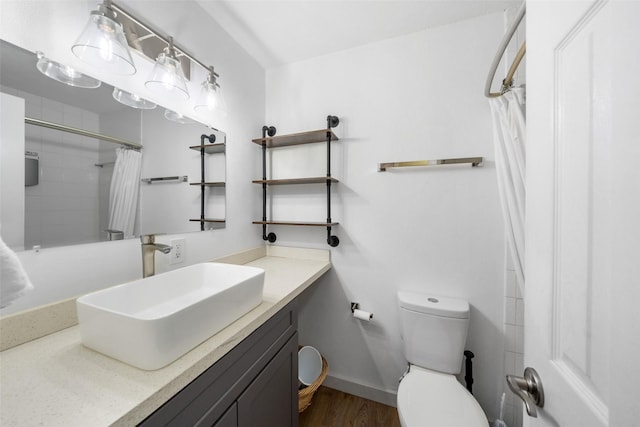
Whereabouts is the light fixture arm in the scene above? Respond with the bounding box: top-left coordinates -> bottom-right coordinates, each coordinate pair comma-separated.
93,0 -> 118,22
206,66 -> 219,88
165,37 -> 179,60
110,1 -> 219,79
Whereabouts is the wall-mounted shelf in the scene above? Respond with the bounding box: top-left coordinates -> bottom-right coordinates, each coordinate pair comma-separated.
192,135 -> 225,230
252,116 -> 341,247
252,129 -> 339,148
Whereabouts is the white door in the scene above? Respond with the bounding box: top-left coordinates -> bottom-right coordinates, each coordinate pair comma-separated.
524,1 -> 640,426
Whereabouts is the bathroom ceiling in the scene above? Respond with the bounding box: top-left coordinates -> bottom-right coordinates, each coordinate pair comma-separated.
196,0 -> 520,68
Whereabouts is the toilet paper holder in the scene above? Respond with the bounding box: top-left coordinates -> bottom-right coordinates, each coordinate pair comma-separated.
350,302 -> 374,320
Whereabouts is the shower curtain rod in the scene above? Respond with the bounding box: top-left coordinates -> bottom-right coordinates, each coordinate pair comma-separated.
484,2 -> 526,98
25,117 -> 142,150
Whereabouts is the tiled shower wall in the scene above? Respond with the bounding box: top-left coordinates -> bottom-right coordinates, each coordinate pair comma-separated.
499,6 -> 526,426
1,85 -> 101,249
502,252 -> 524,427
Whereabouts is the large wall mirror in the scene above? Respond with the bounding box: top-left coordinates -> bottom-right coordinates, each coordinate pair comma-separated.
0,39 -> 226,252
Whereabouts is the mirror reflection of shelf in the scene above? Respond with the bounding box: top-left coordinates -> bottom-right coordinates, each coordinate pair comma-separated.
188,218 -> 226,229
189,143 -> 226,154
191,137 -> 226,231
252,177 -> 338,185
252,220 -> 339,227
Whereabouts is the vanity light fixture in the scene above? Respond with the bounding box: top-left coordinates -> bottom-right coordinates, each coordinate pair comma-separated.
71,1 -> 225,119
194,66 -> 228,118
35,52 -> 102,89
71,0 -> 136,75
164,109 -> 194,124
112,88 -> 156,109
194,66 -> 220,113
145,37 -> 189,101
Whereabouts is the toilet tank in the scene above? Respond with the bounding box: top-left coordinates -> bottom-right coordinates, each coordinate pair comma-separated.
398,291 -> 470,375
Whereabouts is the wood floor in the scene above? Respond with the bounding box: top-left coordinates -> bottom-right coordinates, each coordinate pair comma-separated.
299,386 -> 401,427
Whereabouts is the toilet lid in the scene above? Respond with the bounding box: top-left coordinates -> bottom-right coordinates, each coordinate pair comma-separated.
397,366 -> 487,427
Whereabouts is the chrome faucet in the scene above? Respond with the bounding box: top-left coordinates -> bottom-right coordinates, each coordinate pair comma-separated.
140,234 -> 172,278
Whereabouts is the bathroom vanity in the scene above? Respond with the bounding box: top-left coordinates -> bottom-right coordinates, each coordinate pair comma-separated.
0,246 -> 330,426
141,300 -> 298,426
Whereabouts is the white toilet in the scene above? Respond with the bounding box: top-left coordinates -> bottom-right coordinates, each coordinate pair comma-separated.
397,290 -> 488,427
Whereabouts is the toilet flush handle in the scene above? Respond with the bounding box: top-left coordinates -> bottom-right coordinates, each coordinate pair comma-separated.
506,367 -> 545,418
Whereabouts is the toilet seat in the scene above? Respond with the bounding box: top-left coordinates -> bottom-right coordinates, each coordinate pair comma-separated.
397,366 -> 487,427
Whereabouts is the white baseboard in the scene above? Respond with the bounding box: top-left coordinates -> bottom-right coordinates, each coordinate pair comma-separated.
322,374 -> 398,407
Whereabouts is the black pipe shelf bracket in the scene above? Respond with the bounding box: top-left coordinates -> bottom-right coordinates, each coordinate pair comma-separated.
251,115 -> 340,247
189,133 -> 226,230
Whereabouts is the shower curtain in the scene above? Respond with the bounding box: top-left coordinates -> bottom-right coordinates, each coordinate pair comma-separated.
489,87 -> 526,290
108,147 -> 142,239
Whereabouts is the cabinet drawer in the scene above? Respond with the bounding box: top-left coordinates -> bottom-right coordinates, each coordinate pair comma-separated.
139,301 -> 297,426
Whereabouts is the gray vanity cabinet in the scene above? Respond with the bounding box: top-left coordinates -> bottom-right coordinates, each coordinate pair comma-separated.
237,334 -> 297,426
213,403 -> 237,427
139,302 -> 299,427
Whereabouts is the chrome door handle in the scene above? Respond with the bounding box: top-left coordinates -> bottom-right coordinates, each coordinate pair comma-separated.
506,367 -> 545,418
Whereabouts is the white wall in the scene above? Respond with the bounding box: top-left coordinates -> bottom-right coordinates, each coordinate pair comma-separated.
0,0 -> 265,315
0,92 -> 25,249
265,12 -> 506,420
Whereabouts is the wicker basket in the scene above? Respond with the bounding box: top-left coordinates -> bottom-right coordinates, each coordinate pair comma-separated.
298,348 -> 329,413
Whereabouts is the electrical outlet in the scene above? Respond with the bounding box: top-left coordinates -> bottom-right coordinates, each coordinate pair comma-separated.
170,239 -> 186,265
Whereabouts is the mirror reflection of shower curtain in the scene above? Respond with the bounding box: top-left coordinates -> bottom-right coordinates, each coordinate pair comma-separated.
108,147 -> 142,239
489,87 -> 526,292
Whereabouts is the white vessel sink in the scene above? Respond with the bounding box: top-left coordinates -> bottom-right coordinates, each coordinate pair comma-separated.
76,262 -> 265,370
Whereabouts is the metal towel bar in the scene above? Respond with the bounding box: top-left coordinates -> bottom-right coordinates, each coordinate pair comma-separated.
378,157 -> 483,172
141,176 -> 188,183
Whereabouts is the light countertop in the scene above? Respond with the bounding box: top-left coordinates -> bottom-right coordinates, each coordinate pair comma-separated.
0,246 -> 330,426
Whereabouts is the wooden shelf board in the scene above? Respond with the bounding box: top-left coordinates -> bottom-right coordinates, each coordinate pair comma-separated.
252,129 -> 339,148
252,177 -> 339,185
252,220 -> 339,227
189,143 -> 226,154
189,218 -> 226,223
189,182 -> 226,187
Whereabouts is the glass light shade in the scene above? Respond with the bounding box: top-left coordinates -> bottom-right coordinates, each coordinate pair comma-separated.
194,80 -> 219,112
194,82 -> 227,118
71,13 -> 136,75
164,109 -> 194,124
145,53 -> 189,101
112,88 -> 156,109
36,52 -> 101,88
